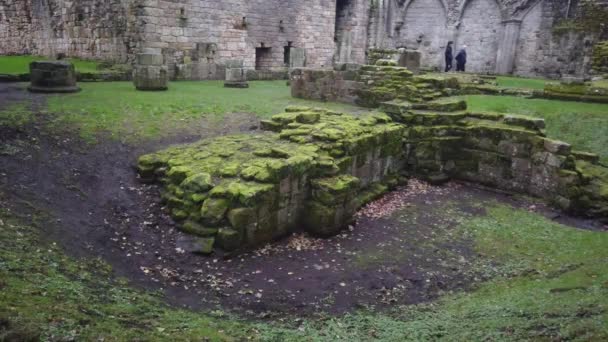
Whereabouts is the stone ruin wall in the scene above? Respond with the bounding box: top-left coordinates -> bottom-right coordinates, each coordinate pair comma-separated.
0,0 -> 136,62
290,65 -> 607,220
135,65 -> 608,254
1,0 -> 606,78
369,0 -> 607,77
139,101 -> 608,253
0,0 -> 369,78
139,0 -> 348,80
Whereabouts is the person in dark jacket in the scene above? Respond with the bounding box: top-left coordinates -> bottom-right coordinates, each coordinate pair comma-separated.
455,45 -> 467,72
445,42 -> 453,72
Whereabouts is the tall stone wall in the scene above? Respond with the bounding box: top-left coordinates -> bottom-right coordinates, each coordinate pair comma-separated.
0,0 -> 135,62
369,0 -> 607,77
139,0 -> 342,79
2,0 -> 606,78
335,0 -> 370,64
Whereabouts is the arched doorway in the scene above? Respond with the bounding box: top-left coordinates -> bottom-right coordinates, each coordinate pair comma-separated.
457,0 -> 502,73
397,0 -> 448,69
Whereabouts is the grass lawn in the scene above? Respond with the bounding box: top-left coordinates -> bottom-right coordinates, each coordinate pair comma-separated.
465,95 -> 608,163
0,55 -> 103,74
2,202 -> 606,341
2,82 -> 607,162
3,81 -> 372,143
496,76 -> 548,90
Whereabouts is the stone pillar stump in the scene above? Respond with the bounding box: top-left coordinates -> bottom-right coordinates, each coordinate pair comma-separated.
133,48 -> 168,91
28,61 -> 80,93
224,60 -> 249,88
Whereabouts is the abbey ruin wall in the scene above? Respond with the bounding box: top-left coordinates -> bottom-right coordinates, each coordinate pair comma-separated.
0,0 -> 135,62
1,0 -> 606,78
369,0 -> 607,77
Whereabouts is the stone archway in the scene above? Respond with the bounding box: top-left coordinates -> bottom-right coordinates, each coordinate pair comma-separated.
457,0 -> 502,73
397,0 -> 448,69
513,1 -> 543,76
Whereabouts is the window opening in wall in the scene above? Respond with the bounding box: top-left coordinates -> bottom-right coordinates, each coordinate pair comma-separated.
335,0 -> 350,42
284,42 -> 293,65
255,46 -> 272,71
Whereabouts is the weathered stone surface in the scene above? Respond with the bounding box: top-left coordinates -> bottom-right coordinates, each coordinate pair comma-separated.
397,50 -> 421,74
540,82 -> 608,104
138,108 -> 405,253
1,0 -> 605,79
224,61 -> 249,88
28,61 -> 80,93
137,53 -> 164,66
382,98 -> 608,222
291,65 -> 454,108
133,50 -> 168,91
141,100 -> 608,255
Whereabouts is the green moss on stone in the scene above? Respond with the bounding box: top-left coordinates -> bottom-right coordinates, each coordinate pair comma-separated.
200,198 -> 230,226
194,237 -> 215,255
180,221 -> 218,237
216,228 -> 242,251
181,173 -> 213,192
296,111 -> 321,124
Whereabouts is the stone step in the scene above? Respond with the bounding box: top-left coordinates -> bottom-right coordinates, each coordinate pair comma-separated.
411,98 -> 467,112
379,100 -> 412,114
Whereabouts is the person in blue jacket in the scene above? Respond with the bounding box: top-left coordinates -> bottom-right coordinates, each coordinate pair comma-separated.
455,45 -> 467,72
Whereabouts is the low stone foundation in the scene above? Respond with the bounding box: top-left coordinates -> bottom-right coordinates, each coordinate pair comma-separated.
138,108 -> 405,253
290,65 -> 460,108
381,100 -> 608,219
538,82 -> 608,103
139,102 -> 608,255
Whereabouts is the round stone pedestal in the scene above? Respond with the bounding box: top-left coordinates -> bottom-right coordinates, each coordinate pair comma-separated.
28,61 -> 80,93
133,49 -> 168,91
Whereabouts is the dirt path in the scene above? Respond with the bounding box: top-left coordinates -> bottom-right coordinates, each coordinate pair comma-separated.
1,85 -> 605,318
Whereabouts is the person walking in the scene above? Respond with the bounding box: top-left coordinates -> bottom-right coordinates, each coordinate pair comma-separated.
445,41 -> 453,72
455,45 -> 467,72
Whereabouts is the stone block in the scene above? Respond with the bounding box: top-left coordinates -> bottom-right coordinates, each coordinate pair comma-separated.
225,59 -> 244,69
542,138 -> 571,155
133,64 -> 169,91
224,67 -> 249,88
142,47 -> 162,55
137,53 -> 164,66
397,50 -> 421,74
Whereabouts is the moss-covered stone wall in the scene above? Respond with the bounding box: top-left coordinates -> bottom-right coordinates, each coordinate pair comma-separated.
541,82 -> 608,104
140,102 -> 608,255
290,65 -> 461,108
138,108 -> 405,254
382,100 -> 608,219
